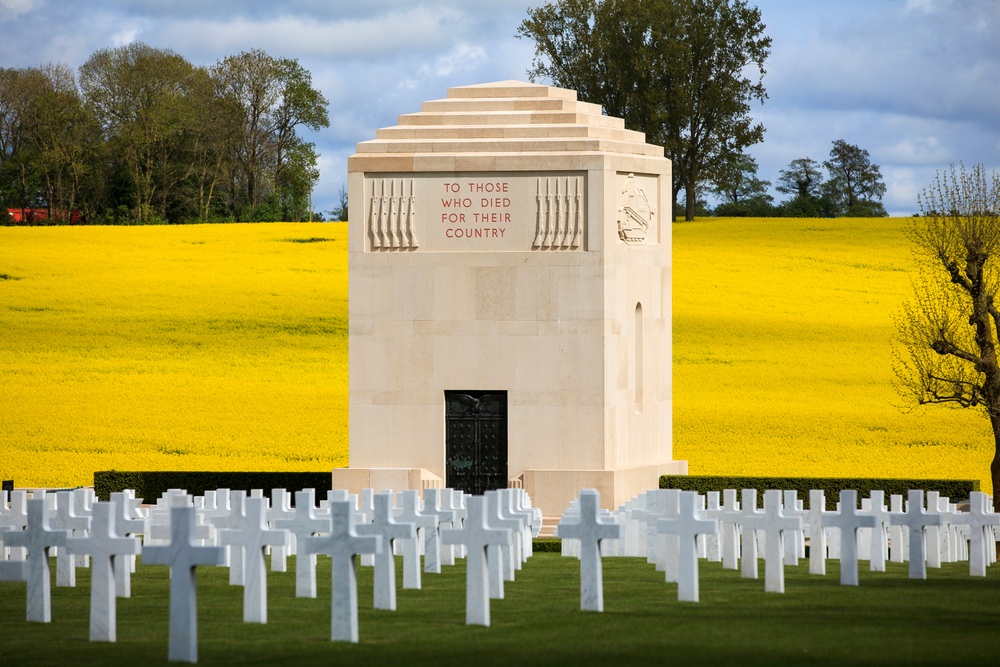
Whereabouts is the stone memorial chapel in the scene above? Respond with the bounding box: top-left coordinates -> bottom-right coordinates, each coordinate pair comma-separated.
332,80 -> 685,520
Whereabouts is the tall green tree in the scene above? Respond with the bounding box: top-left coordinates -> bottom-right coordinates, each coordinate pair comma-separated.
0,64 -> 99,222
519,0 -> 771,221
710,152 -> 773,215
775,156 -> 831,217
211,49 -> 328,220
173,65 -> 237,223
79,43 -> 196,223
776,157 -> 823,200
23,64 -> 101,221
0,67 -> 46,215
823,139 -> 887,217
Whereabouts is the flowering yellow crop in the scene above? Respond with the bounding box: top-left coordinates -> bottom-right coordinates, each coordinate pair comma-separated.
673,217 -> 993,495
0,223 -> 350,487
0,218 -> 991,494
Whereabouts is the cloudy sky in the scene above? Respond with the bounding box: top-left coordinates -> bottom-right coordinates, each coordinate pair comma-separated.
1,0 -> 997,217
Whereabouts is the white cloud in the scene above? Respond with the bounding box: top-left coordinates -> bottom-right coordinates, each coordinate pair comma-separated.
0,0 -> 40,16
399,43 -> 488,92
110,27 -> 142,48
151,7 -> 470,62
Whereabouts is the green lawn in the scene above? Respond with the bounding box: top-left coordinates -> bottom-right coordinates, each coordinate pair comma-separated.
1,554 -> 997,666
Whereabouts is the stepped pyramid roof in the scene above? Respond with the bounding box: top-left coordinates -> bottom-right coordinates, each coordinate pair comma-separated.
350,80 -> 663,170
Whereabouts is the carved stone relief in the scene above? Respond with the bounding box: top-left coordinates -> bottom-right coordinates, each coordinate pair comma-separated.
368,178 -> 419,250
532,176 -> 584,250
617,173 -> 655,245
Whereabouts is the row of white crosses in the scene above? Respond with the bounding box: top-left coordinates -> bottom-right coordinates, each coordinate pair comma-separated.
556,488 -> 1000,610
0,486 -> 541,663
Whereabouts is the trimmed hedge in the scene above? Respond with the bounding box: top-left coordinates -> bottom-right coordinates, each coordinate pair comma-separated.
659,475 -> 979,510
94,471 -> 332,503
531,538 -> 562,552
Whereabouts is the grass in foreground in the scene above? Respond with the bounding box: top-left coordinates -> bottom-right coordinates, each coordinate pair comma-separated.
0,553 -> 998,666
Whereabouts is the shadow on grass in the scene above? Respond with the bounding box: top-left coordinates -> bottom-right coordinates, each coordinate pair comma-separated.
1,555 -> 999,666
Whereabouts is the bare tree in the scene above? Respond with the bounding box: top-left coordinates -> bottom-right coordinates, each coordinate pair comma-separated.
895,164 -> 1000,509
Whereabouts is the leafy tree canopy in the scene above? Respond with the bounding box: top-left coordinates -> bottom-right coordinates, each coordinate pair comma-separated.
519,0 -> 771,221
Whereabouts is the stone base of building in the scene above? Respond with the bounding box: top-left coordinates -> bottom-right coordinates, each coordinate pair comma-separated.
331,459 -> 687,521
330,467 -> 443,495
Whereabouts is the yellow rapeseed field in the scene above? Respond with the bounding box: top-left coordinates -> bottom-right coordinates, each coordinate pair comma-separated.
0,223 -> 349,486
673,217 -> 993,494
0,218 -> 992,493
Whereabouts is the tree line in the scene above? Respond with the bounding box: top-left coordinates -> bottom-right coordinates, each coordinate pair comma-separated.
706,139 -> 887,218
0,44 -> 329,225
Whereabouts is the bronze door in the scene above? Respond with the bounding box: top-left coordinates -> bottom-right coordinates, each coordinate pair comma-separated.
445,391 -> 508,495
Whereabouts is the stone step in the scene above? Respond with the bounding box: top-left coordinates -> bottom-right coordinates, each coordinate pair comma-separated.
396,110 -> 627,129
538,516 -> 560,538
421,97 -> 572,113
374,123 -> 647,144
446,80 -> 577,100
355,136 -> 663,157
422,97 -> 604,116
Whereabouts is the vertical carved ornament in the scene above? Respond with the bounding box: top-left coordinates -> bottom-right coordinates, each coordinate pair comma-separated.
368,178 -> 419,250
617,173 -> 655,245
532,176 -> 583,250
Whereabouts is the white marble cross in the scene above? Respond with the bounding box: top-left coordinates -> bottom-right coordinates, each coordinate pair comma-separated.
201,488 -> 231,565
209,490 -> 247,585
632,489 -> 679,580
515,488 -> 543,538
276,489 -> 331,598
889,489 -> 946,580
146,490 -> 193,547
485,490 -> 521,591
782,490 -> 807,565
807,490 -> 832,575
267,488 -> 296,573
859,491 -> 891,572
72,488 -> 95,569
5,495 -> 67,622
0,492 -> 28,579
723,489 -> 761,580
738,490 -> 801,593
50,490 -> 90,587
441,489 -> 468,562
825,490 -> 876,586
64,501 -> 140,642
0,490 -> 29,561
503,489 -> 535,560
888,494 -> 906,563
703,491 -> 723,563
220,496 -> 287,623
657,491 -> 718,602
556,489 -> 621,611
395,490 -> 438,589
924,491 -> 951,568
495,489 -> 528,567
110,491 -> 145,598
957,491 -> 1000,577
357,489 -> 376,566
442,494 -> 510,626
356,491 -> 415,611
143,505 -> 225,663
420,488 -> 456,574
300,500 -> 381,643
719,489 -> 741,570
